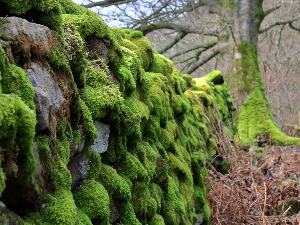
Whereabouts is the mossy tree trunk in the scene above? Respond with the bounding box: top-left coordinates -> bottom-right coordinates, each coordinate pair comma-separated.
223,0 -> 300,145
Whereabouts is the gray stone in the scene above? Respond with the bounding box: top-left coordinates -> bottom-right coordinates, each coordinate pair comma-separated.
90,120 -> 110,154
196,213 -> 204,224
67,154 -> 90,189
86,37 -> 110,64
0,201 -> 6,208
0,17 -> 57,48
26,62 -> 66,132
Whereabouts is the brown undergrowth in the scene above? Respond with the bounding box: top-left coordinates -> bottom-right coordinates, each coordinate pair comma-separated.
208,130 -> 300,224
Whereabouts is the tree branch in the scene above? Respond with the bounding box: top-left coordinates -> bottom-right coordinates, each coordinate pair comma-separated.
138,22 -> 218,36
157,32 -> 187,54
82,0 -> 137,8
289,22 -> 300,32
259,17 -> 300,34
182,47 -> 220,74
169,37 -> 218,59
264,4 -> 281,17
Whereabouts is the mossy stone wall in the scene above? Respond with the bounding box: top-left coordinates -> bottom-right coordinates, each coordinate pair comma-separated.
0,1 -> 235,224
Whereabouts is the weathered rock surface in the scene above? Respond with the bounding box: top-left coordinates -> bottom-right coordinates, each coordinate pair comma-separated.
26,62 -> 65,132
67,154 -> 90,190
90,120 -> 110,154
0,16 -> 61,60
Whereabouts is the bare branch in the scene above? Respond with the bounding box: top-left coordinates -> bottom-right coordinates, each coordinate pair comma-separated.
182,47 -> 221,74
169,37 -> 218,59
138,22 -> 218,36
259,17 -> 300,34
157,32 -> 188,54
264,4 -> 281,17
289,22 -> 300,32
82,0 -> 137,8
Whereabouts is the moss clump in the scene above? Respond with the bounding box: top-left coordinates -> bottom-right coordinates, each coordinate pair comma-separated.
148,213 -> 165,225
128,33 -> 154,71
59,0 -> 97,16
255,147 -> 263,153
118,202 -> 141,225
44,190 -> 78,225
80,85 -> 123,120
74,180 -> 110,223
0,94 -> 36,184
130,31 -> 143,38
98,163 -> 131,202
131,181 -> 157,220
148,53 -> 173,80
0,46 -> 35,110
63,20 -> 87,87
255,153 -> 264,160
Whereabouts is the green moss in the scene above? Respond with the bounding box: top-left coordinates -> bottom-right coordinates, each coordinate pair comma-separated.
129,34 -> 153,71
118,202 -> 141,225
134,141 -> 157,180
98,163 -> 131,202
44,190 -> 77,225
0,46 -> 35,110
118,65 -> 136,94
49,48 -> 71,72
38,121 -> 72,190
59,0 -> 97,16
0,94 -> 36,184
80,85 -> 123,120
62,14 -> 125,83
255,147 -> 263,153
149,183 -> 164,212
74,180 -> 110,223
130,31 -> 143,38
131,180 -> 157,220
154,157 -> 168,183
84,150 -> 101,180
148,213 -> 165,225
119,152 -> 149,182
220,159 -> 229,173
194,185 -> 210,222
79,98 -> 98,150
76,209 -> 93,225
119,97 -> 150,137
163,176 -> 193,225
148,54 -> 173,80
111,28 -> 125,45
255,153 -> 264,160
0,165 -> 5,197
62,14 -> 112,40
63,20 -> 87,87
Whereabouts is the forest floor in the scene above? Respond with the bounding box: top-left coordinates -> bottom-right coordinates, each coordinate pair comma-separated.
208,139 -> 300,224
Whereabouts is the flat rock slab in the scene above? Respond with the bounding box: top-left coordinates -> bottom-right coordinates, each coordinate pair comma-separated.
26,62 -> 65,132
90,120 -> 110,154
